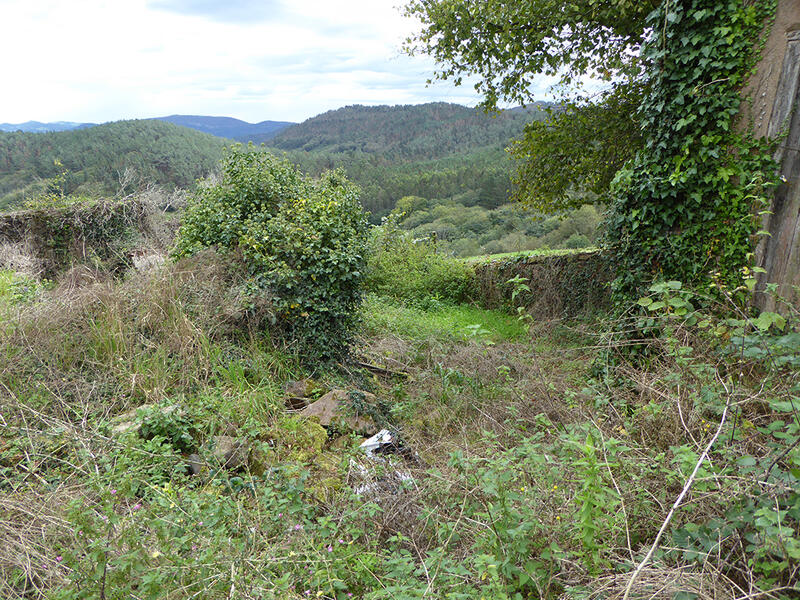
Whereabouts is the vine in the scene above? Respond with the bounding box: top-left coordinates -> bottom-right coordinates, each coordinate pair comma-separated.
604,0 -> 779,302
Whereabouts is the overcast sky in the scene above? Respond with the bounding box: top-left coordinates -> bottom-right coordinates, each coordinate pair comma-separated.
0,0 -> 559,125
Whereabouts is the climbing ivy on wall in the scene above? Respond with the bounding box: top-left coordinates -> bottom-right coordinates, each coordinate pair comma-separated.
605,0 -> 779,301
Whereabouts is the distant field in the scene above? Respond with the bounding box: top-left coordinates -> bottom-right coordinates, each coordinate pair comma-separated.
463,246 -> 600,263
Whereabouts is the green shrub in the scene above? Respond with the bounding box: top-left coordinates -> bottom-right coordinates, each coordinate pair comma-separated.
365,216 -> 474,305
174,146 -> 369,361
564,233 -> 591,249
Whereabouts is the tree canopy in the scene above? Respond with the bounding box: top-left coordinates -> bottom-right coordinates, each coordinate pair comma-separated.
404,0 -> 659,212
403,0 -> 658,109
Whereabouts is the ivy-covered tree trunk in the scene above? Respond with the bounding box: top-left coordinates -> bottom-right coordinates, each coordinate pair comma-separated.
604,0 -> 778,301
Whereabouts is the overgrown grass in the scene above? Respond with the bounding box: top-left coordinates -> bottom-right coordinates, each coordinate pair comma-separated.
2,248 -> 799,599
360,294 -> 527,343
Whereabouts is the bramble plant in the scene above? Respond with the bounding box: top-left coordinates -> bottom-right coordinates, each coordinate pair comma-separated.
174,145 -> 369,361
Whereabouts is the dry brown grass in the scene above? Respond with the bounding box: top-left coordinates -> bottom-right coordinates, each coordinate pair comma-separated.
0,241 -> 44,278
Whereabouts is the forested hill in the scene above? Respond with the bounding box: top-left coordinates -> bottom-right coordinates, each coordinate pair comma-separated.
267,102 -> 550,217
271,102 -> 546,159
0,103 -> 549,216
0,120 -> 228,210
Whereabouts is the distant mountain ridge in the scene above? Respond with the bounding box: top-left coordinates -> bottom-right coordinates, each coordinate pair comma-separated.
0,120 -> 95,133
269,102 -> 546,158
154,115 -> 294,142
0,102 -> 551,215
0,116 -> 295,142
0,120 -> 228,210
265,102 -> 551,217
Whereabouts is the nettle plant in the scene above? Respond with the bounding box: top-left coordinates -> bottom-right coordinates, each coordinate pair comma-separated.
174,146 -> 369,361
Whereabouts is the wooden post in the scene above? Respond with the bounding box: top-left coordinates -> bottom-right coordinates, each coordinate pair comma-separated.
746,0 -> 800,311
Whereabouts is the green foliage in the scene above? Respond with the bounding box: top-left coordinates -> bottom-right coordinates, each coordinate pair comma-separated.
629,280 -> 800,591
138,405 -> 200,454
573,432 -> 618,571
365,215 -> 475,305
403,0 -> 657,107
174,145 -> 369,361
605,0 -> 778,299
402,2 -> 657,217
0,269 -> 50,305
510,82 -> 645,211
448,437 -> 562,596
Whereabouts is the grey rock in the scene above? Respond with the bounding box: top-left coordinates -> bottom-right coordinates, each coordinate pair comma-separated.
299,390 -> 378,436
210,435 -> 249,470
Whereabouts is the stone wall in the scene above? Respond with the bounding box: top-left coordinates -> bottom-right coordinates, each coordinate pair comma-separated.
472,251 -> 611,319
0,199 -> 157,277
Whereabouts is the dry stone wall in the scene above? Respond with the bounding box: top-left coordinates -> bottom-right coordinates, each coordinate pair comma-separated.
473,250 -> 611,318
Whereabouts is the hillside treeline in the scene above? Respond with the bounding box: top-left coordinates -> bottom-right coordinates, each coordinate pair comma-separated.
392,195 -> 602,257
266,102 -> 550,218
0,104 -> 548,218
0,120 -> 227,209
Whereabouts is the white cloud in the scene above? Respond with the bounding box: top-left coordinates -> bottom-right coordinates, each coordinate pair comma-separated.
0,0 -> 555,124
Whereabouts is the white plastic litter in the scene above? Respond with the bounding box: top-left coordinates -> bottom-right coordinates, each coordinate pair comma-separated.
352,429 -> 415,496
360,429 -> 396,457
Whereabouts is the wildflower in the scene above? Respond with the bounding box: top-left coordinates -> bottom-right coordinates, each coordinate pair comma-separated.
304,591 -> 311,597
150,550 -> 161,559
191,544 -> 198,552
110,489 -> 117,495
294,524 -> 303,530
278,513 -> 283,518
327,545 -> 333,552
132,503 -> 142,511
338,539 -> 344,544
56,556 -> 63,562
198,521 -> 203,526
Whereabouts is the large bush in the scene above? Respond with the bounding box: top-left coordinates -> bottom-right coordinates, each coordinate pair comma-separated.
174,146 -> 369,360
365,215 -> 474,305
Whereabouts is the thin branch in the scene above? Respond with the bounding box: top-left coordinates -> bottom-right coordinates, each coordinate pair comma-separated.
622,377 -> 734,600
